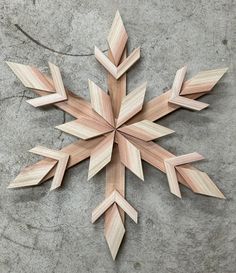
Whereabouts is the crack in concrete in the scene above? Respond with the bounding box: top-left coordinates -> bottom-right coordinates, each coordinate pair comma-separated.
1,234 -> 37,250
15,24 -> 108,57
0,93 -> 33,102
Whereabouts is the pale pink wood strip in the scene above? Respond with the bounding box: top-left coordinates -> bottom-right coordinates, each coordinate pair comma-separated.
88,132 -> 114,180
9,137 -> 104,188
169,96 -> 209,111
107,11 -> 128,66
88,80 -> 114,126
48,62 -> 67,97
118,120 -> 174,141
164,161 -> 181,198
117,132 -> 144,180
171,66 -> 187,98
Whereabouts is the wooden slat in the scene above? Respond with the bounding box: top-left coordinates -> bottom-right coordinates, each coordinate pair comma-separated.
169,66 -> 209,111
116,82 -> 146,127
164,153 -> 204,198
88,132 -> 114,180
181,68 -> 228,95
108,50 -> 126,117
104,204 -> 125,260
29,146 -> 69,191
170,66 -> 187,99
92,190 -> 137,223
128,68 -> 228,124
48,62 -> 67,98
9,137 -> 103,188
118,120 -> 174,141
105,144 -> 125,222
107,10 -> 128,66
6,61 -> 55,92
125,135 -> 225,199
95,46 -> 140,80
55,117 -> 113,140
88,80 -> 114,126
117,132 -> 143,180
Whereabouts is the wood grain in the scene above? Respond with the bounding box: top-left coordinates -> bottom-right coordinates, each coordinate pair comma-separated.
92,190 -> 138,223
88,79 -> 114,126
125,135 -> 225,198
56,117 -> 113,139
88,132 -> 114,180
117,132 -> 143,180
95,46 -> 140,80
107,10 -> 128,66
9,137 -> 103,188
169,66 -> 209,111
128,68 -> 228,124
118,120 -> 174,141
116,82 -> 146,127
29,146 -> 69,191
164,153 -> 204,198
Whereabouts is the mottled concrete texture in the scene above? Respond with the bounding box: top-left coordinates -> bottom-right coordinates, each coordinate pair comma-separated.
0,1 -> 235,272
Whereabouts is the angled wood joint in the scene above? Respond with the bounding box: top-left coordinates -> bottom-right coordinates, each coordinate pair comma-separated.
164,152 -> 204,198
92,190 -> 138,224
29,146 -> 70,190
169,66 -> 209,111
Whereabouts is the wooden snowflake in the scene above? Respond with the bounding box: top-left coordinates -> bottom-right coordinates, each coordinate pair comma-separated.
7,11 -> 227,260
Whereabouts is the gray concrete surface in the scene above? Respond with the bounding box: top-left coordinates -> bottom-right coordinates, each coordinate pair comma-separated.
0,1 -> 236,272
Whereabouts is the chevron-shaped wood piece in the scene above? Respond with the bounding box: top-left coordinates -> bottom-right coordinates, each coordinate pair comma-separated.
95,46 -> 140,79
169,66 -> 209,111
164,152 -> 204,198
92,190 -> 138,224
29,146 -> 69,190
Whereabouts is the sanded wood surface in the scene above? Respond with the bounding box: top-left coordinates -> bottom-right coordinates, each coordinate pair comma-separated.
88,132 -> 114,180
116,82 -> 146,127
169,66 -> 209,111
6,61 -> 55,92
125,135 -> 225,198
92,190 -> 138,223
29,146 -> 69,191
107,10 -> 128,66
95,46 -> 140,79
9,137 -> 103,188
128,68 -> 228,124
181,68 -> 228,95
104,203 -> 125,260
56,117 -> 113,139
117,132 -> 143,180
118,120 -> 174,141
164,153 -> 204,198
88,79 -> 114,126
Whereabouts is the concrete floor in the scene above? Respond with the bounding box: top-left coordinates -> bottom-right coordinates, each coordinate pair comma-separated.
0,1 -> 236,272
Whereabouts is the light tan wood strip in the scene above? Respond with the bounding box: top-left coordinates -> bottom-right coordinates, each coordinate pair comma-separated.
29,146 -> 69,191
116,82 -> 146,127
170,66 -> 187,98
95,46 -> 140,80
125,135 -> 225,198
9,137 -> 104,188
88,80 -> 114,126
117,132 -> 144,180
118,120 -> 174,141
128,68 -> 227,124
6,62 -> 55,92
88,132 -> 114,180
55,117 -> 113,140
105,144 -> 125,222
164,153 -> 204,198
107,49 -> 126,117
107,10 -> 128,66
181,68 -> 228,95
169,96 -> 209,111
92,190 -> 137,223
104,204 -> 125,260
48,62 -> 67,98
